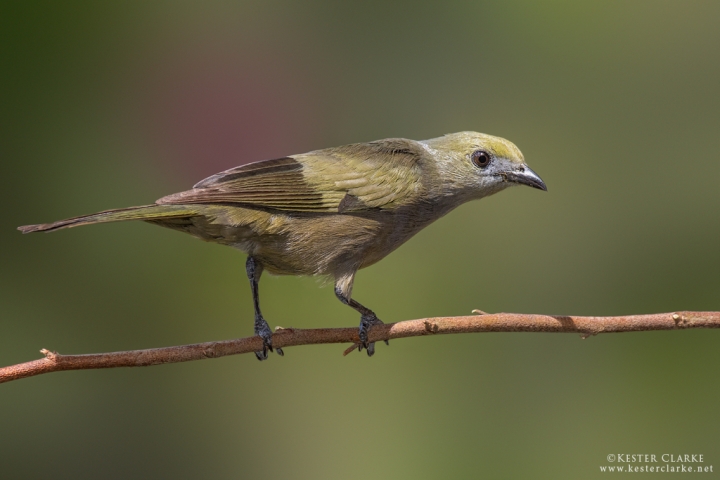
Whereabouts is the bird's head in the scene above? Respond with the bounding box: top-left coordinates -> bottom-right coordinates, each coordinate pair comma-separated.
421,131 -> 546,200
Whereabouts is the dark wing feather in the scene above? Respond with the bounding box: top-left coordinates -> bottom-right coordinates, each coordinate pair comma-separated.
156,139 -> 427,212
192,157 -> 303,188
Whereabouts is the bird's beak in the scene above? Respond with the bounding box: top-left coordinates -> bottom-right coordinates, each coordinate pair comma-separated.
503,166 -> 547,191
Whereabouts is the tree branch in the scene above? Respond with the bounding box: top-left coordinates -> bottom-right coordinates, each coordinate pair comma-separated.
2,311 -> 718,384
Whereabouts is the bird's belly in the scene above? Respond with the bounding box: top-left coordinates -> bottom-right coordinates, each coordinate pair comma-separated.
254,213 -> 398,276
187,205 -> 438,277
254,210 -> 431,275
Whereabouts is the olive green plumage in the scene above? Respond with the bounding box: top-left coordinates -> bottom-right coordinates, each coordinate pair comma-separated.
19,131 -> 546,359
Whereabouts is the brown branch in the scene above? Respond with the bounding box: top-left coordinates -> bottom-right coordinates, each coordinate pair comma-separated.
2,311 -> 718,384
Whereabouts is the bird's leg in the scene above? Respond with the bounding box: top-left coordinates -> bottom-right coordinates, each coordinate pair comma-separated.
246,256 -> 283,360
334,274 -> 388,357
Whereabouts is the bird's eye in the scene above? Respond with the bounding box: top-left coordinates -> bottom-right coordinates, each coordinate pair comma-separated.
471,150 -> 492,168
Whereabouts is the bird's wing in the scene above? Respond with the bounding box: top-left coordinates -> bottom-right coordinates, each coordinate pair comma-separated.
156,138 -> 427,212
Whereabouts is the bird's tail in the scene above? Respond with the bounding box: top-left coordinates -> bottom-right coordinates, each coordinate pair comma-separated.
18,204 -> 199,234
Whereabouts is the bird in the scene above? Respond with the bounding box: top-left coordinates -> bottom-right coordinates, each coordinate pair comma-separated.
19,131 -> 546,360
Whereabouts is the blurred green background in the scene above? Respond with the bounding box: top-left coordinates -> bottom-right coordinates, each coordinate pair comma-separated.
2,1 -> 719,478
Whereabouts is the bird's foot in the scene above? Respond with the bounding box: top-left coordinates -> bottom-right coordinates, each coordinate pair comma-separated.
358,314 -> 389,357
254,316 -> 284,361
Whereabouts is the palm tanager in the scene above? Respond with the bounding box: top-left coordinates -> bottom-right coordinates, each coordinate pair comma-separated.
19,131 -> 547,359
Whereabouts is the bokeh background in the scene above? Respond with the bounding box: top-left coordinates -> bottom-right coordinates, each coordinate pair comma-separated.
2,1 -> 719,478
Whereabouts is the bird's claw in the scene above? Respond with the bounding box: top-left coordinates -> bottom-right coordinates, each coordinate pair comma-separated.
358,314 -> 388,357
254,316 -> 283,361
